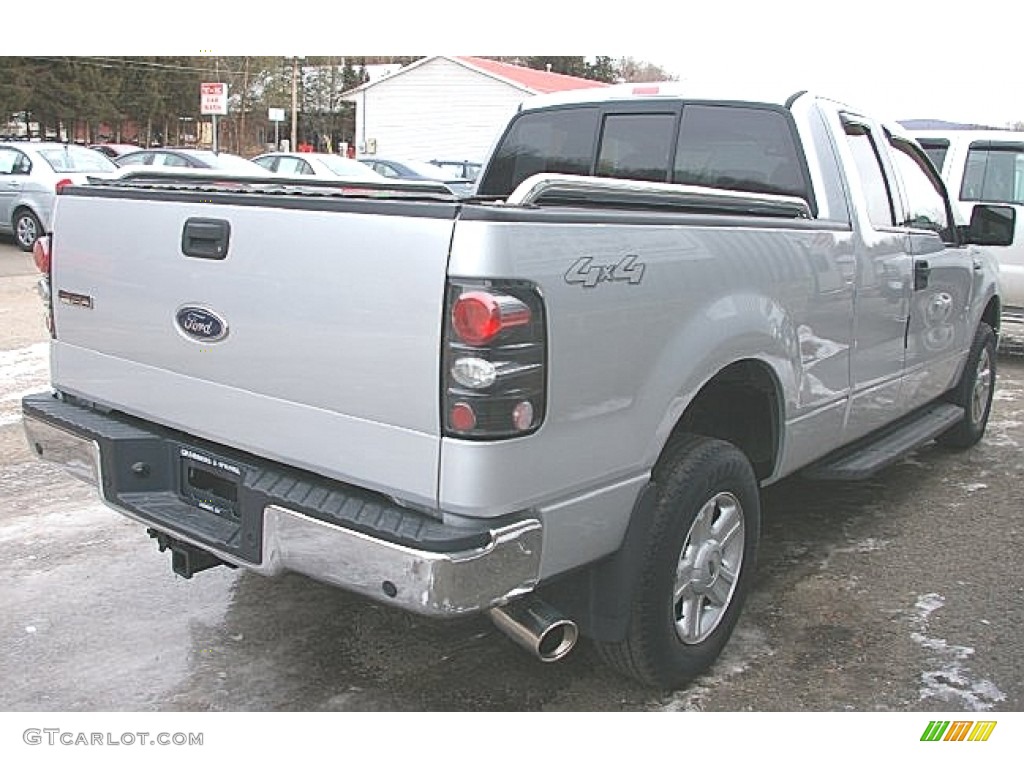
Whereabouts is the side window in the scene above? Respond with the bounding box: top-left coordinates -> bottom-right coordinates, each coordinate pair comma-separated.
843,122 -> 896,228
0,148 -> 20,174
960,144 -> 1024,204
477,107 -> 599,196
0,149 -> 32,175
276,157 -> 310,175
375,162 -> 399,178
118,153 -> 151,166
673,105 -> 809,201
13,152 -> 31,174
888,137 -> 952,240
917,139 -> 949,173
159,154 -> 191,167
596,113 -> 675,183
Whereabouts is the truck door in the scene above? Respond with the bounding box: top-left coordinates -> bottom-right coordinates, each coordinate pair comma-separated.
886,134 -> 974,407
839,115 -> 912,440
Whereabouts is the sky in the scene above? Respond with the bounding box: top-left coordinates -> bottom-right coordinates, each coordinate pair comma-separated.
12,0 -> 1022,128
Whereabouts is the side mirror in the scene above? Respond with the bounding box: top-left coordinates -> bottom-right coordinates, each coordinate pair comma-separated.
960,204 -> 1015,246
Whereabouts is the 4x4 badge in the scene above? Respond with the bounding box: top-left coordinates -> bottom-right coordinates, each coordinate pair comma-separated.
565,255 -> 646,288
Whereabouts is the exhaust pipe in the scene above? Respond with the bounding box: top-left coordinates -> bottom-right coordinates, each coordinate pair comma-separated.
489,597 -> 579,662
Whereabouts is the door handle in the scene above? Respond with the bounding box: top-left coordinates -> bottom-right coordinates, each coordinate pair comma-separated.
914,260 -> 930,291
181,218 -> 230,260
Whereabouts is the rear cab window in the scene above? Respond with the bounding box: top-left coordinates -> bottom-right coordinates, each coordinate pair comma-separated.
477,100 -> 814,213
673,104 -> 809,201
477,107 -> 600,196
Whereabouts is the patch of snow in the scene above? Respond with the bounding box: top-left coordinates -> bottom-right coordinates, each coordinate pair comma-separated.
0,342 -> 49,427
908,593 -> 1004,711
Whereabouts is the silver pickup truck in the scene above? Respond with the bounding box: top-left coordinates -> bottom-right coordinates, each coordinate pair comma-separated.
21,83 -> 1010,690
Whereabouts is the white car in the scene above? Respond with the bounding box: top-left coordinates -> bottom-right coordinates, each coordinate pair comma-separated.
251,152 -> 386,181
0,142 -> 119,251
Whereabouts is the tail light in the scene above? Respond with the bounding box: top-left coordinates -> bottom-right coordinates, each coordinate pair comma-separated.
55,178 -> 74,194
443,280 -> 547,439
32,235 -> 51,275
32,235 -> 55,338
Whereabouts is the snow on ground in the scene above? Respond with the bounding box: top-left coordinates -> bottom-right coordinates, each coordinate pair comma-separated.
0,343 -> 48,427
909,592 -> 1005,711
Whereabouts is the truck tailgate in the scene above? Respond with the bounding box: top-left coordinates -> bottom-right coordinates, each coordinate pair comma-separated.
48,190 -> 458,507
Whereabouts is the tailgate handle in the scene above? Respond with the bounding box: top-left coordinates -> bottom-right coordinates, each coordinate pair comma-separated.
182,218 -> 230,260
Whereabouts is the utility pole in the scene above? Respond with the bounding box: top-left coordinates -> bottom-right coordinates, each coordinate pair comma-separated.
291,56 -> 299,151
213,56 -> 220,153
239,57 -> 250,155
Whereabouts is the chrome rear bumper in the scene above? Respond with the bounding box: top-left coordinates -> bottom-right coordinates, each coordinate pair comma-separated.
22,396 -> 542,617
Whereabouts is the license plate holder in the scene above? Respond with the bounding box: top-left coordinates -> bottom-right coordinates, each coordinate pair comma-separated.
178,447 -> 242,519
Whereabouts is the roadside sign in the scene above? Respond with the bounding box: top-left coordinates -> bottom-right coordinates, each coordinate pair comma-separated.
268,108 -> 285,122
201,83 -> 228,115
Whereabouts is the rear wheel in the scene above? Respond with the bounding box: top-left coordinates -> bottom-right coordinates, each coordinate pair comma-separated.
595,435 -> 761,689
937,322 -> 996,450
13,208 -> 42,252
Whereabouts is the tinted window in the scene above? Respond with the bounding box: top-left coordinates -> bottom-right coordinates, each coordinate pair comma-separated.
889,138 -> 951,239
477,107 -> 599,196
960,144 -> 1024,204
253,156 -> 277,171
843,124 -> 895,228
917,139 -> 949,172
596,113 -> 675,183
673,105 -> 808,200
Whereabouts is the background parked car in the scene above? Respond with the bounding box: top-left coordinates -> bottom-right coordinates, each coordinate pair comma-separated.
114,148 -> 271,176
0,141 -> 119,251
89,143 -> 143,159
358,156 -> 476,197
430,159 -> 483,181
251,152 -> 386,181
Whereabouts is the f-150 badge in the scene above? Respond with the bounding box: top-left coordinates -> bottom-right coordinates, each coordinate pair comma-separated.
565,255 -> 646,288
175,306 -> 228,342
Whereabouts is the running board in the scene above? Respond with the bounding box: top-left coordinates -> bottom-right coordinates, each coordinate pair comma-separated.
801,403 -> 964,481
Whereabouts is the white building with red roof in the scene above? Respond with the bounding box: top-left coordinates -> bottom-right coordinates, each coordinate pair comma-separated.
342,56 -> 608,166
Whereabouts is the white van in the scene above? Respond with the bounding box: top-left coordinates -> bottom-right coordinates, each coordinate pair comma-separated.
911,128 -> 1024,328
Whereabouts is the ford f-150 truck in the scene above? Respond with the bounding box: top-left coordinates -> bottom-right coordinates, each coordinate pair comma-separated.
21,82 -> 1012,690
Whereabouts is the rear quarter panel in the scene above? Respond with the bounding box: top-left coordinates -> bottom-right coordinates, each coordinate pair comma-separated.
443,207 -> 856,575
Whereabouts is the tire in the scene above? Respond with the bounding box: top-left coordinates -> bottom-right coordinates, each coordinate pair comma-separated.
13,208 -> 42,252
594,435 -> 761,689
937,322 -> 996,450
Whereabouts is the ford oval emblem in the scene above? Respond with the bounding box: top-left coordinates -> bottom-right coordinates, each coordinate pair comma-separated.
175,306 -> 228,342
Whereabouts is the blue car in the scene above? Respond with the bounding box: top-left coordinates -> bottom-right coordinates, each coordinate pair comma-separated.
357,156 -> 475,197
